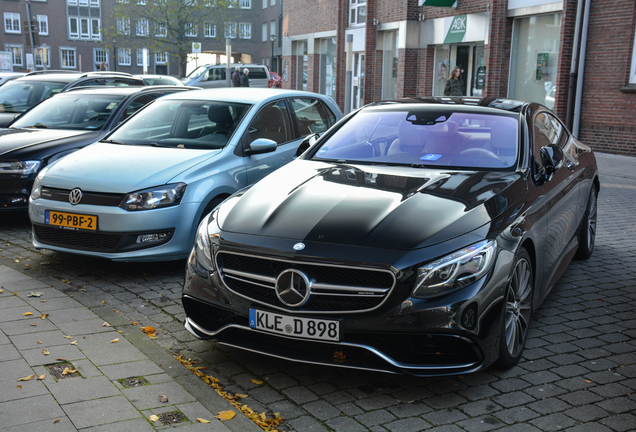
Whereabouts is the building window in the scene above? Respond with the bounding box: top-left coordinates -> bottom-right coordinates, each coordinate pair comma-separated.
271,0 -> 275,5
4,13 -> 21,34
136,48 -> 150,66
630,34 -> 636,84
185,22 -> 197,37
69,17 -> 79,38
80,18 -> 90,38
79,0 -> 88,5
269,20 -> 276,40
262,0 -> 266,8
155,52 -> 168,64
137,18 -> 149,36
509,14 -> 562,105
90,0 -> 100,6
95,48 -> 108,67
5,45 -> 23,66
67,0 -> 78,5
138,0 -> 147,4
36,47 -> 51,67
61,48 -> 77,68
155,22 -> 167,37
224,22 -> 237,39
262,23 -> 267,42
349,0 -> 366,27
37,15 -> 48,36
239,22 -> 251,39
204,23 -> 216,38
91,18 -> 101,39
381,30 -> 398,100
118,48 -> 131,65
240,0 -> 250,8
319,38 -> 336,98
117,18 -> 130,35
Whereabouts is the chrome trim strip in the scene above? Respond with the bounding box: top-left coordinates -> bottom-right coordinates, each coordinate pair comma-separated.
224,268 -> 276,284
311,282 -> 388,294
225,274 -> 275,290
215,250 -> 397,315
185,318 -> 480,372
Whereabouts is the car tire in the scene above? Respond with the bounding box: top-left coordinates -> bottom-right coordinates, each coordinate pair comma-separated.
495,248 -> 533,369
574,183 -> 597,260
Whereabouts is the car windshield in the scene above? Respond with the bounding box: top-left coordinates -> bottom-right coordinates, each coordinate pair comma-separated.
0,80 -> 67,114
312,108 -> 519,170
11,94 -> 124,130
106,99 -> 251,149
143,78 -> 182,86
185,66 -> 208,80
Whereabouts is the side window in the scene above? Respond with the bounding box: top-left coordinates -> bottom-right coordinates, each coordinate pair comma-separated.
533,111 -> 567,179
210,68 -> 225,81
290,98 -> 329,136
248,100 -> 292,145
247,67 -> 268,79
121,94 -> 158,121
321,101 -> 337,127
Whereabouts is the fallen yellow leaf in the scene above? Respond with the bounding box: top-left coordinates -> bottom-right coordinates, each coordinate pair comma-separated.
117,331 -> 124,334
42,348 -> 50,355
37,340 -> 42,344
56,357 -> 67,361
0,289 -> 4,294
141,326 -> 156,334
101,300 -> 105,303
70,341 -> 78,345
236,394 -> 249,398
40,314 -> 49,319
149,415 -> 159,422
61,367 -> 77,375
250,379 -> 263,385
148,334 -> 158,339
63,335 -> 73,339
22,312 -> 33,316
30,324 -> 37,327
37,373 -> 46,380
214,411 -> 236,421
17,375 -> 35,381
53,418 -> 61,423
13,292 -> 17,295
102,322 -> 111,327
132,321 -> 137,326
110,338 -> 119,343
198,417 -> 213,423
17,385 -> 22,389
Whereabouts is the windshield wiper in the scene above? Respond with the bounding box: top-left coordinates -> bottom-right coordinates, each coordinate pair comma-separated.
149,142 -> 173,148
100,139 -> 127,145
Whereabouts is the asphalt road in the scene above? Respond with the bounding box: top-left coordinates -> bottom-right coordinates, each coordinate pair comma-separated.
1,151 -> 635,432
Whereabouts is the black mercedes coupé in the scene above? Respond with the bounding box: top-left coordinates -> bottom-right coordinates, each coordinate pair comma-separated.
182,97 -> 598,377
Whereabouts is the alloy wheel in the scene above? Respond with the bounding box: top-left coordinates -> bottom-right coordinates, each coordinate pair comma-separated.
504,258 -> 532,357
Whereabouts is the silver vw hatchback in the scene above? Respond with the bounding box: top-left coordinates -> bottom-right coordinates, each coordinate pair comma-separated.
29,88 -> 342,261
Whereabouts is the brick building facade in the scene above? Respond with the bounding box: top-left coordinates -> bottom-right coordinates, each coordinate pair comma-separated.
1,0 -> 279,76
280,0 -> 636,155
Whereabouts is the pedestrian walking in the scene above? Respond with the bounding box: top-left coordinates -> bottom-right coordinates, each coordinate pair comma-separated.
231,66 -> 242,87
444,66 -> 464,96
240,68 -> 250,87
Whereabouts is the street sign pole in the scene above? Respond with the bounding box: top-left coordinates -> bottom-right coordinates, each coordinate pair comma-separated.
24,1 -> 36,71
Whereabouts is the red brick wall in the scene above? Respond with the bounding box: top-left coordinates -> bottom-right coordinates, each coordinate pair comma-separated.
285,0 -> 341,35
483,0 -> 512,98
397,48 -> 420,98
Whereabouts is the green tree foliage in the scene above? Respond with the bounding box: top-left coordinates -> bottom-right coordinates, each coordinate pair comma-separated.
103,0 -> 238,77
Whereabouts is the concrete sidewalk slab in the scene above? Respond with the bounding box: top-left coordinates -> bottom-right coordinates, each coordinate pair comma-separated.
0,264 -> 257,432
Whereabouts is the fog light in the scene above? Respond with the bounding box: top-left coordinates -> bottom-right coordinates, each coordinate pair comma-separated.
136,233 -> 170,244
461,302 -> 478,330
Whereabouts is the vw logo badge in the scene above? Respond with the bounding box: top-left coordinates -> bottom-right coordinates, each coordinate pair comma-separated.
275,269 -> 311,307
69,188 -> 83,205
293,242 -> 305,251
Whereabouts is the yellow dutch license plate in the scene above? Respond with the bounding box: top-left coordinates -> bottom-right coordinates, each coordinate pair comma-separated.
45,210 -> 97,231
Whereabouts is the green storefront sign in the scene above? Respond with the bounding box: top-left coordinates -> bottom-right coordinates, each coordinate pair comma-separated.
420,0 -> 457,6
444,15 -> 467,44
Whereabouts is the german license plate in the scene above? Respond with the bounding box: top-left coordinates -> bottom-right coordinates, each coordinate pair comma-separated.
45,210 -> 97,231
249,309 -> 340,341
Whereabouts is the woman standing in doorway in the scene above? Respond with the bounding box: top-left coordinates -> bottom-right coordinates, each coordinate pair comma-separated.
444,66 -> 464,96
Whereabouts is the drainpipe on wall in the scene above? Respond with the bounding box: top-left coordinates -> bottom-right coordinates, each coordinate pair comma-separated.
566,0 -> 585,131
572,0 -> 591,139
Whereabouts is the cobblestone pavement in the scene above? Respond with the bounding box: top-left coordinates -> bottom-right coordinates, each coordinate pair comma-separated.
1,152 -> 635,432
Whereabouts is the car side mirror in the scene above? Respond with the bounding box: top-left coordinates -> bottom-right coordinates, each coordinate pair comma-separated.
540,144 -> 564,181
296,133 -> 320,157
247,138 -> 277,155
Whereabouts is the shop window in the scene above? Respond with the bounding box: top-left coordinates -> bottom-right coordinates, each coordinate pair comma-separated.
319,38 -> 336,99
381,31 -> 398,100
509,13 -> 562,106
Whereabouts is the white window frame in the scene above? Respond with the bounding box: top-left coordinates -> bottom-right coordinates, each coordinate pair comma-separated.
5,44 -> 23,66
185,22 -> 197,37
262,0 -> 267,8
137,18 -> 149,36
349,0 -> 366,27
36,47 -> 51,67
60,47 -> 77,69
240,0 -> 250,8
67,0 -> 78,5
137,0 -> 147,4
270,0 -> 275,5
136,48 -> 150,66
270,20 -> 276,40
118,18 -> 130,35
91,18 -> 101,39
239,22 -> 251,39
90,0 -> 100,6
204,23 -> 216,38
155,22 -> 167,37
94,48 -> 108,66
630,35 -> 636,84
37,15 -> 49,36
4,12 -> 21,34
118,48 -> 131,66
224,22 -> 237,39
69,17 -> 79,38
79,0 -> 89,6
262,23 -> 267,42
155,52 -> 168,64
80,18 -> 90,38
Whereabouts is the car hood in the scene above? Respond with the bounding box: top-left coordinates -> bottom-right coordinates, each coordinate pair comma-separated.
218,160 -> 526,250
0,128 -> 94,158
42,143 -> 221,193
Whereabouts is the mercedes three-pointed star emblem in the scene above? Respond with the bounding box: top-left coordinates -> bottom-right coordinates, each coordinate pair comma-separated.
275,269 -> 311,307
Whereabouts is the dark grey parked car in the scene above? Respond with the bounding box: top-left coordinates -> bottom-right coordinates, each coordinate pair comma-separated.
0,71 -> 145,127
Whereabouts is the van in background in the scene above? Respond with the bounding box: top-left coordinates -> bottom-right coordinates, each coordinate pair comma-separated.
182,64 -> 270,88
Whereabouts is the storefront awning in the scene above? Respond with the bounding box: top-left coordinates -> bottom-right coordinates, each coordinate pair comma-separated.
419,0 -> 458,7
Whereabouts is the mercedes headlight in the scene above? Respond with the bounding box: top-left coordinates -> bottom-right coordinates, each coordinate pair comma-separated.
194,210 -> 220,271
0,160 -> 41,176
412,240 -> 497,299
120,183 -> 186,211
30,166 -> 49,201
